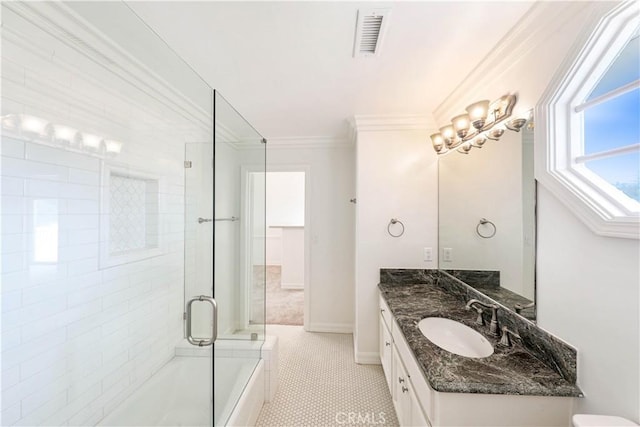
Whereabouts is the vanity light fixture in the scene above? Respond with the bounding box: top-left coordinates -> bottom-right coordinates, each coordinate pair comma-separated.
430,94 -> 528,155
0,113 -> 123,157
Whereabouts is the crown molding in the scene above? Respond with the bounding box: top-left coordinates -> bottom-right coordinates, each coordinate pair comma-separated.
2,1 -> 212,133
350,114 -> 437,133
433,1 -> 615,123
267,136 -> 353,149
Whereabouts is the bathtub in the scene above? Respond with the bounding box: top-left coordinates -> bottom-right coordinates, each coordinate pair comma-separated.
98,342 -> 264,426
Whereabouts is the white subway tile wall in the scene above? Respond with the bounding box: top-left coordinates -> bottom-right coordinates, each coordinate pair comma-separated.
0,3 -> 216,425
1,135 -> 186,426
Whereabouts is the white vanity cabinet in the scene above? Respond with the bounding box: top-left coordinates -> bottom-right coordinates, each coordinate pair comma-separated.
379,293 -> 575,427
380,296 -> 431,426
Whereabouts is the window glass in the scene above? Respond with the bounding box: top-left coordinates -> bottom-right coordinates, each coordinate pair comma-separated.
585,151 -> 640,202
587,32 -> 639,101
584,88 -> 640,154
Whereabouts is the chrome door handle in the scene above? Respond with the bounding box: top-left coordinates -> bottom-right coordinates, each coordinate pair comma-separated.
186,295 -> 217,346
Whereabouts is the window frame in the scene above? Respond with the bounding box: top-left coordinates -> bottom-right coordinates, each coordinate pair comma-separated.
536,1 -> 640,239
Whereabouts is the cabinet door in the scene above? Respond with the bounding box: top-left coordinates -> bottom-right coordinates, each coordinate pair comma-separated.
379,315 -> 393,391
392,347 -> 411,426
409,387 -> 430,427
393,346 -> 431,427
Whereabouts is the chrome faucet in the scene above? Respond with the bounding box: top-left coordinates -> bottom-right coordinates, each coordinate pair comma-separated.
499,326 -> 521,347
465,299 -> 500,337
514,301 -> 535,314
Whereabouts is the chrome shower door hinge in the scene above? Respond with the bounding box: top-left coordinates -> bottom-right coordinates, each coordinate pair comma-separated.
184,161 -> 192,168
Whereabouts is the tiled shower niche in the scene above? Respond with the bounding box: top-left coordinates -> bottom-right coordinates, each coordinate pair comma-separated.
100,164 -> 164,268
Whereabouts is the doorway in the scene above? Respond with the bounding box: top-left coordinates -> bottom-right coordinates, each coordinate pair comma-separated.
265,171 -> 307,326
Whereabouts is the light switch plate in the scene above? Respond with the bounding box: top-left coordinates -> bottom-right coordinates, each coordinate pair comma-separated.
423,247 -> 432,262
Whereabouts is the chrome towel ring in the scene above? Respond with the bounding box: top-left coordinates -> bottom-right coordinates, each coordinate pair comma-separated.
387,218 -> 405,238
476,218 -> 496,238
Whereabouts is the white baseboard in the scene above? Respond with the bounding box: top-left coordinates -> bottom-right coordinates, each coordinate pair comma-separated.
281,282 -> 304,290
355,351 -> 381,365
307,322 -> 353,334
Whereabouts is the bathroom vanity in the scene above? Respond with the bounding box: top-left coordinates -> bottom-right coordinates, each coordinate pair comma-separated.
379,269 -> 582,427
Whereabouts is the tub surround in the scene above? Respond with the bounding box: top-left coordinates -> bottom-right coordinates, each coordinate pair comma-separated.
379,269 -> 582,397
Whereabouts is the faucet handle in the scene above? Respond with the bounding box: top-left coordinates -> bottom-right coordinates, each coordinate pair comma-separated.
499,326 -> 521,347
472,307 -> 485,326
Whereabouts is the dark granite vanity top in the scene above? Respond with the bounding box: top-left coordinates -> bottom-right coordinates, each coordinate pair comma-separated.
379,275 -> 583,398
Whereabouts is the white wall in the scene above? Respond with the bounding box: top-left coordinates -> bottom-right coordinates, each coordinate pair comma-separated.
537,186 -> 639,420
354,127 -> 439,362
434,1 -> 639,421
265,171 -> 305,270
266,172 -> 305,227
256,143 -> 355,332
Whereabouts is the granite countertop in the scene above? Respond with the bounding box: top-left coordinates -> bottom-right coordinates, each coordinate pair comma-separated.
379,282 -> 583,397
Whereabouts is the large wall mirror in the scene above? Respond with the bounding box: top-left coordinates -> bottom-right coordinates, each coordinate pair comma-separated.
438,121 -> 536,321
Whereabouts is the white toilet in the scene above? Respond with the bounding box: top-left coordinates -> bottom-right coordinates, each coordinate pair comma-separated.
573,414 -> 639,427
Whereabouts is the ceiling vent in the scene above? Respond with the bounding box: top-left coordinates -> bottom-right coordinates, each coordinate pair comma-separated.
353,8 -> 391,58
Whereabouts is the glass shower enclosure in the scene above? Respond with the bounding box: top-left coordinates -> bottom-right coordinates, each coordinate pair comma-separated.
0,2 -> 266,426
185,91 -> 267,426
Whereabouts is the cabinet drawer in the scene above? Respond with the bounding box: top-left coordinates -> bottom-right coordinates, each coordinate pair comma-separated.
379,295 -> 392,330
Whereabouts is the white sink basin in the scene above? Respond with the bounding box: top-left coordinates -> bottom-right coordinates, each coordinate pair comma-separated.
417,317 -> 494,358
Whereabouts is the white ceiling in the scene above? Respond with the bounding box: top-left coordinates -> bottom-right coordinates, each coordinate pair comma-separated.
124,1 -> 534,140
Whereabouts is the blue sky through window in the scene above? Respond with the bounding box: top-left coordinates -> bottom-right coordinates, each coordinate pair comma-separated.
582,31 -> 639,202
583,88 -> 639,155
587,34 -> 639,100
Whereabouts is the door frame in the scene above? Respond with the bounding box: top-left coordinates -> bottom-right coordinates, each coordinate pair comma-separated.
241,164 -> 311,330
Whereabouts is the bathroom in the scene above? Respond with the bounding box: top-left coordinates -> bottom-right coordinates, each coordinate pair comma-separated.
1,1 -> 638,426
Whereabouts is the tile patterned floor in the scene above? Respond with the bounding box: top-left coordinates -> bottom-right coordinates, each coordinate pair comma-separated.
256,325 -> 398,427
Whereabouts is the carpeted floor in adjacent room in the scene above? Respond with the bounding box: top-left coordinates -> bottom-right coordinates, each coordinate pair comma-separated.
265,265 -> 304,326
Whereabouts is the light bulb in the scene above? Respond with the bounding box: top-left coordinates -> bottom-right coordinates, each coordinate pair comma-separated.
439,125 -> 456,148
452,113 -> 470,138
430,133 -> 445,152
52,125 -> 77,143
20,115 -> 49,136
104,139 -> 122,154
465,100 -> 490,130
81,133 -> 103,150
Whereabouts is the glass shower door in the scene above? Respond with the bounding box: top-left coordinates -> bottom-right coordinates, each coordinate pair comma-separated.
213,90 -> 266,426
184,141 -> 214,426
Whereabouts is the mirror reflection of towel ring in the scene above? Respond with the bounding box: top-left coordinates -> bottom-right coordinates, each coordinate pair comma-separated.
476,218 -> 496,239
388,218 -> 405,238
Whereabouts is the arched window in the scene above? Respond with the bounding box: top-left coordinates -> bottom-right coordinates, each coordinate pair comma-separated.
537,1 -> 640,239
